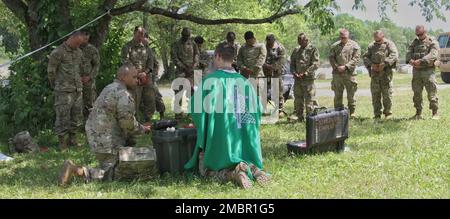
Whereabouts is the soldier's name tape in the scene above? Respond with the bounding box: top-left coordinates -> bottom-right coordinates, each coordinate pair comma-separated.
0,10 -> 111,68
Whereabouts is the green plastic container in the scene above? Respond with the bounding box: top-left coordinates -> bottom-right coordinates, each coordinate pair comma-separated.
152,128 -> 197,175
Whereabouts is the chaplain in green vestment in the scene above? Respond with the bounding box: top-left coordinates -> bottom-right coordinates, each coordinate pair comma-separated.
184,42 -> 269,188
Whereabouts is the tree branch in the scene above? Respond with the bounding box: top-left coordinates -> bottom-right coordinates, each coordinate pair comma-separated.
2,0 -> 27,23
108,0 -> 312,25
275,0 -> 290,15
140,7 -> 303,25
109,0 -> 147,16
91,0 -> 118,48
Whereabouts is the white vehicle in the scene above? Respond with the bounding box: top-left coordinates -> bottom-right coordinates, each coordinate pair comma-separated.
437,32 -> 450,83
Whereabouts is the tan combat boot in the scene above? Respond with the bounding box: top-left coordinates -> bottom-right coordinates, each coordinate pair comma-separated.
58,160 -> 85,186
288,114 -> 304,123
431,109 -> 439,120
384,112 -> 393,120
410,109 -> 423,120
58,135 -> 68,151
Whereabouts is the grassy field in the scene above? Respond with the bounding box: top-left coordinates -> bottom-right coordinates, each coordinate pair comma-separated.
0,73 -> 449,198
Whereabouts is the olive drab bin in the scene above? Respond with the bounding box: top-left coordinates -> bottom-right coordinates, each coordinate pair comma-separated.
287,107 -> 349,154
151,128 -> 197,175
115,147 -> 158,180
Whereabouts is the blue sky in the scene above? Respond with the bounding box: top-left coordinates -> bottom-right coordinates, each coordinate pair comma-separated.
298,0 -> 449,30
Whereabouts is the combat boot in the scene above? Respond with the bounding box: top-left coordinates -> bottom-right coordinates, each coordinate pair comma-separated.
350,112 -> 356,119
410,109 -> 423,120
58,160 -> 85,186
58,135 -> 68,151
288,114 -> 304,123
67,133 -> 80,147
431,109 -> 439,120
159,112 -> 165,120
384,112 -> 393,120
278,109 -> 287,118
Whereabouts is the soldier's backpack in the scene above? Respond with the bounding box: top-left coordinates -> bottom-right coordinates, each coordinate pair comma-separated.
9,131 -> 39,154
287,107 -> 349,154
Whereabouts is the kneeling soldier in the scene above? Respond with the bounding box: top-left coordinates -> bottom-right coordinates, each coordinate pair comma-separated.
58,64 -> 151,186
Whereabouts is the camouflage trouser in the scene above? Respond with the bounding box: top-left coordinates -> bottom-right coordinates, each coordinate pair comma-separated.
263,69 -> 284,109
331,74 -> 358,113
247,77 -> 269,113
294,79 -> 316,117
198,152 -> 232,183
370,72 -> 393,116
198,152 -> 261,184
135,82 -> 156,121
82,80 -> 97,119
84,153 -> 118,182
155,86 -> 165,113
54,91 -> 83,136
412,69 -> 439,111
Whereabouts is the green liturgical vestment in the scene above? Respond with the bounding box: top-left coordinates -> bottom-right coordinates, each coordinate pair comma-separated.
184,70 -> 264,174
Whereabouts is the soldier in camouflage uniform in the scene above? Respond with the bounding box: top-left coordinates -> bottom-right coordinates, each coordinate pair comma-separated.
289,33 -> 320,122
80,31 -> 100,120
263,34 -> 286,114
47,31 -> 85,150
329,29 -> 361,118
217,32 -> 241,71
406,25 -> 440,120
58,64 -> 151,186
237,31 -> 267,105
121,26 -> 157,123
194,36 -> 209,76
363,30 -> 399,119
144,33 -> 165,120
171,27 -> 199,120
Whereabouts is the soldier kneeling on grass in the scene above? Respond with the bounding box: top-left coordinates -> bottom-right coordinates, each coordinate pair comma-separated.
58,64 -> 151,186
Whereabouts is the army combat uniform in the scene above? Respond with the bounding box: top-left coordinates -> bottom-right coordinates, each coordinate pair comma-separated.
84,79 -> 147,181
264,41 -> 286,109
171,38 -> 199,117
80,43 -> 100,119
290,43 -> 320,118
405,35 -> 440,117
47,43 -> 84,141
363,39 -> 399,118
121,39 -> 156,122
237,42 -> 267,105
329,40 -> 361,115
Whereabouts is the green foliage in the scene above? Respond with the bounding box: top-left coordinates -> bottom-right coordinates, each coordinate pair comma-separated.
0,60 -> 54,141
96,18 -> 129,92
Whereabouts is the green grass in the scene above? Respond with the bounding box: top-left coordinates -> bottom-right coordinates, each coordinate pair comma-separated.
316,71 -> 445,88
0,74 -> 449,198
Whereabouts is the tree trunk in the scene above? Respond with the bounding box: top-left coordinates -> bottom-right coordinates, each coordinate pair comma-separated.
91,0 -> 118,48
25,0 -> 46,60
